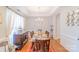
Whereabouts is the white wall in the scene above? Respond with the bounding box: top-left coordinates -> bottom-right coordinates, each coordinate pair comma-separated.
24,16 -> 53,32
0,7 -> 9,52
0,7 -> 7,42
53,6 -> 79,52
50,7 -> 61,38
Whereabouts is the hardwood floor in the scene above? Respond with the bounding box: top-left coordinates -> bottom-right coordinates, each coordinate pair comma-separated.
16,39 -> 32,52
16,39 -> 68,52
50,39 -> 68,52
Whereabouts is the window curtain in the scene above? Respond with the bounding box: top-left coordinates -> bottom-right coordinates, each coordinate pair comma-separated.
6,9 -> 24,46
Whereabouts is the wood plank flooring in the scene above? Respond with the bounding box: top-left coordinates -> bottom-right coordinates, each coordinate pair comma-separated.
50,39 -> 68,52
16,39 -> 68,52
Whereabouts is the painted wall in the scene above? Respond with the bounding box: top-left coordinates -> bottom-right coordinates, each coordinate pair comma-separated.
24,16 -> 53,33
0,7 -> 8,52
53,6 -> 79,52
0,7 -> 7,42
50,7 -> 62,38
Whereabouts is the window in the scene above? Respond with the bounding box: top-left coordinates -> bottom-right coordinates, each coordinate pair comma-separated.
13,14 -> 24,34
6,9 -> 24,46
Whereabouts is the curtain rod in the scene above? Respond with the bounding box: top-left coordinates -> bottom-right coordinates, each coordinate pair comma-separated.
6,6 -> 25,17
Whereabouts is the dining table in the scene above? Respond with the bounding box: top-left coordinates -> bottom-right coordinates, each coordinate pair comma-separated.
31,33 -> 50,52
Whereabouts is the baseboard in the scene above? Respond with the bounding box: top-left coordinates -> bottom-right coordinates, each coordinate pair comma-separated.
53,37 -> 60,43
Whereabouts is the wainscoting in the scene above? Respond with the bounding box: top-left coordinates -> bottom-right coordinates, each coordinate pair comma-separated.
60,33 -> 78,52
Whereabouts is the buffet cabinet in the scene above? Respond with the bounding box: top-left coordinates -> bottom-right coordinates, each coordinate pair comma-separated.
13,32 -> 28,50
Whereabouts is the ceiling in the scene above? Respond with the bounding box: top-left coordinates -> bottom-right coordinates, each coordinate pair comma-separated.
8,6 -> 59,17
